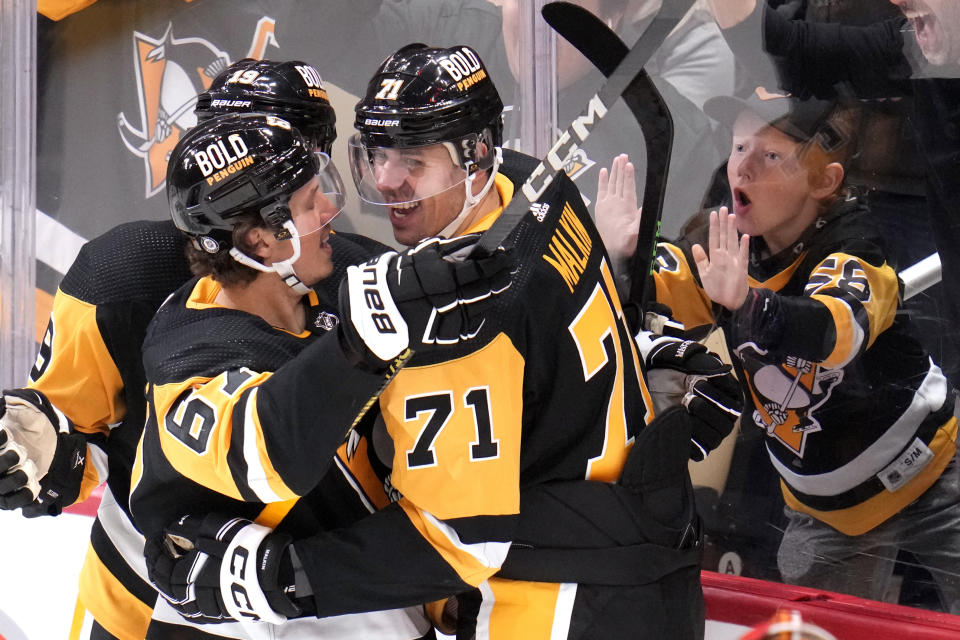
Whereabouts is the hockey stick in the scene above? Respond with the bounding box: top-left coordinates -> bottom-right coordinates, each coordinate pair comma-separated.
471,0 -> 694,258
541,1 -> 679,307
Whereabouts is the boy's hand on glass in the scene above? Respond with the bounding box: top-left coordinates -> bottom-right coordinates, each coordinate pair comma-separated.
595,154 -> 641,267
691,207 -> 750,311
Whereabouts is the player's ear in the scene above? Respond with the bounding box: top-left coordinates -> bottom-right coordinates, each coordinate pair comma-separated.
243,226 -> 272,261
810,162 -> 844,200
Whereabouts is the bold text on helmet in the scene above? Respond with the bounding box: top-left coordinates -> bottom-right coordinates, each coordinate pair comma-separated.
205,156 -> 254,186
437,47 -> 482,82
193,134 -> 250,178
295,65 -> 325,89
456,69 -> 487,93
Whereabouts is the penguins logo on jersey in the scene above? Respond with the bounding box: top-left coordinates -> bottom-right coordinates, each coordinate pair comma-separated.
737,344 -> 844,457
117,18 -> 279,198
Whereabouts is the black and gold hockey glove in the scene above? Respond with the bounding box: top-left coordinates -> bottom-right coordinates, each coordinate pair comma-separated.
144,513 -> 300,625
639,334 -> 743,461
338,234 -> 514,370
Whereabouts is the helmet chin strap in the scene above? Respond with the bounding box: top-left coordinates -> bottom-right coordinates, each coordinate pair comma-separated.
228,219 -> 312,295
437,147 -> 502,239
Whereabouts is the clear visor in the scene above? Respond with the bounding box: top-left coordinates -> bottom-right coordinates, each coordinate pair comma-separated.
285,151 -> 347,238
347,133 -> 469,206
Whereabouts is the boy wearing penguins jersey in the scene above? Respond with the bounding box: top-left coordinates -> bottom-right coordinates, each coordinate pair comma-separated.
641,91 -> 960,610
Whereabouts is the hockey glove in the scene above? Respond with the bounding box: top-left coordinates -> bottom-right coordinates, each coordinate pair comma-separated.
0,388 -> 85,515
339,234 -> 514,370
144,513 -> 299,625
640,335 -> 743,461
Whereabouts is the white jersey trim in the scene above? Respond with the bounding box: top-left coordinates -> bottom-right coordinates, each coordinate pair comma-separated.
243,387 -> 285,503
98,485 -> 149,586
422,509 -> 511,570
87,441 -> 110,486
549,583 -> 577,640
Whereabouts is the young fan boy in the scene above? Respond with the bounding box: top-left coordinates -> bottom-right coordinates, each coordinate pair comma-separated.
601,91 -> 960,610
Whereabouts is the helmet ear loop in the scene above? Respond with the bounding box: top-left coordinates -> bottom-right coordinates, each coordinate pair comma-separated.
227,219 -> 311,295
267,219 -> 312,295
436,148 -> 501,239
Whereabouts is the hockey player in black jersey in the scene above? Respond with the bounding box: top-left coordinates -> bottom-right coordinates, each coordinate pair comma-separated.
0,59 -> 410,640
604,91 -> 960,611
130,111 -> 512,639
144,43 -> 742,639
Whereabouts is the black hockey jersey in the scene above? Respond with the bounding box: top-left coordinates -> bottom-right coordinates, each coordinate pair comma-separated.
130,152 -> 703,638
129,275 -> 430,638
273,156 -> 670,637
29,220 -> 193,639
30,219 -> 392,639
652,197 -> 957,535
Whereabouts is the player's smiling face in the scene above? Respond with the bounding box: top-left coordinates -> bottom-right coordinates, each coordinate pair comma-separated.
372,144 -> 467,246
891,0 -> 960,66
727,111 -> 822,254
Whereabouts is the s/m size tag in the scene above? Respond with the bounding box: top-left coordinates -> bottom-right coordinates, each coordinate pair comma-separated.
877,437 -> 934,492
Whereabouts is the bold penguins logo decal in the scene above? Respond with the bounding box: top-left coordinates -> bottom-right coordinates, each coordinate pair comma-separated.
117,18 -> 279,198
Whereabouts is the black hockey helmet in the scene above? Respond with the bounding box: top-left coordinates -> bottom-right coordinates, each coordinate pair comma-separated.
354,43 -> 503,152
168,112 -> 345,293
350,43 -> 504,207
195,59 -> 337,154
167,112 -> 343,247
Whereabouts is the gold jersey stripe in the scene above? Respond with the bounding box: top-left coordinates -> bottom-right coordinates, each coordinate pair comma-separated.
461,174 -> 515,235
76,542 -> 152,640
481,577 -> 570,640
336,439 -> 391,511
812,294 -> 863,368
748,250 -> 806,292
255,498 -> 299,529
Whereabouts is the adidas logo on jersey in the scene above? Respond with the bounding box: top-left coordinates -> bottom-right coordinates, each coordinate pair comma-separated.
529,202 -> 550,222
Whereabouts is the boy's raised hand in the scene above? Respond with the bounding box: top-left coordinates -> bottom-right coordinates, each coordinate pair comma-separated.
595,153 -> 641,267
691,207 -> 750,311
